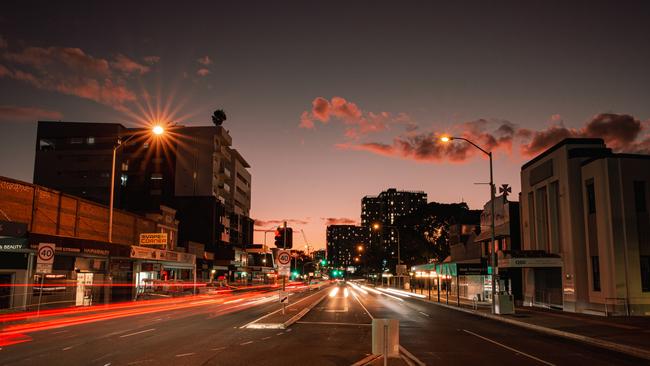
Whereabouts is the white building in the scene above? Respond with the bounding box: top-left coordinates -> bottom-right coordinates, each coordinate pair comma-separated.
520,138 -> 650,315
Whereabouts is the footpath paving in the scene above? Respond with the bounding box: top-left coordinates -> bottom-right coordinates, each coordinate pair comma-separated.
404,288 -> 650,361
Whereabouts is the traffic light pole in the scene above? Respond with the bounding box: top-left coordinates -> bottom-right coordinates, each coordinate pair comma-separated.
282,220 -> 287,315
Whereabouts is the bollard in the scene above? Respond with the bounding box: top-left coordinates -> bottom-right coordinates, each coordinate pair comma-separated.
372,318 -> 399,360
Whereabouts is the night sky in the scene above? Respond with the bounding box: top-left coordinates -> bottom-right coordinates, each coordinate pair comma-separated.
1,1 -> 649,250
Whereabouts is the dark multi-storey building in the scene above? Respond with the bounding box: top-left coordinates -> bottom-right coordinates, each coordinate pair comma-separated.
361,188 -> 427,260
326,225 -> 368,270
33,121 -> 253,282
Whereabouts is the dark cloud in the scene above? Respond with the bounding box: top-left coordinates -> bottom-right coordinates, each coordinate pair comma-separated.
521,113 -> 644,155
322,217 -> 357,225
339,113 -> 649,162
254,218 -> 309,227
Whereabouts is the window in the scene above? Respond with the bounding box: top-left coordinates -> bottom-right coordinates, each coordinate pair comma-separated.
592,256 -> 601,291
150,173 -> 163,180
641,256 -> 650,292
86,137 -> 95,144
70,137 -> 83,144
634,181 -> 647,213
120,174 -> 128,187
586,179 -> 596,214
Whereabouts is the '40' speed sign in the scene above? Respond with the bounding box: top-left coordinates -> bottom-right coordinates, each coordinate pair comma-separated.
277,250 -> 291,265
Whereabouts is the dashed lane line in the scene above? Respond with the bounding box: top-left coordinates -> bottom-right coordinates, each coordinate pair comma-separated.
119,328 -> 156,338
175,353 -> 196,357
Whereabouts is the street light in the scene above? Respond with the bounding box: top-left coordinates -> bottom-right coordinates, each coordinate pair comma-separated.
372,223 -> 402,288
108,125 -> 165,243
440,135 -> 497,314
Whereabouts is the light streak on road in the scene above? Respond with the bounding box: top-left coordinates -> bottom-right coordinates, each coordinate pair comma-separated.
360,285 -> 383,295
346,282 -> 368,294
343,288 -> 349,298
329,287 -> 340,297
377,287 -> 426,299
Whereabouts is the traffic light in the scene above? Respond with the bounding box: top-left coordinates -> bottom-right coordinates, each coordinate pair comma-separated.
273,226 -> 294,248
320,259 -> 327,266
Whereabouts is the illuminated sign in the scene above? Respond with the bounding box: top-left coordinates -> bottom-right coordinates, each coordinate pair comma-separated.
139,233 -> 168,246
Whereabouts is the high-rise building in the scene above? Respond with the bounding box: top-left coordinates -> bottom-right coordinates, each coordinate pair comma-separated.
326,225 -> 368,269
361,188 -> 427,258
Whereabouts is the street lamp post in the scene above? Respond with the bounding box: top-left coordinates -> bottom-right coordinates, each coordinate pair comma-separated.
440,136 -> 497,314
108,125 -> 165,243
372,223 -> 402,288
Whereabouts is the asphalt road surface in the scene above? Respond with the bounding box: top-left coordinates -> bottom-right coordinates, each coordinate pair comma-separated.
0,281 -> 645,366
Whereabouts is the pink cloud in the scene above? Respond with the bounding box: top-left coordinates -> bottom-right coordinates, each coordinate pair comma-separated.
0,105 -> 63,121
111,54 -> 150,74
299,96 -> 407,138
0,39 -> 148,110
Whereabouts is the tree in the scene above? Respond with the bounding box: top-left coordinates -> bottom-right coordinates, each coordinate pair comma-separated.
212,109 -> 227,126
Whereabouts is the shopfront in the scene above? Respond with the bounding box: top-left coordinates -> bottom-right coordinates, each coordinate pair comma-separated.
128,245 -> 196,299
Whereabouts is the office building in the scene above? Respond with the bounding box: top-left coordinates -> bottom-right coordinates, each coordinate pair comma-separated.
520,138 -> 650,315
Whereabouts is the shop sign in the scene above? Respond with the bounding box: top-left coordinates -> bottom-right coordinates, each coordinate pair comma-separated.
0,237 -> 28,250
457,263 -> 487,276
139,233 -> 168,246
498,257 -> 563,268
130,245 -> 195,264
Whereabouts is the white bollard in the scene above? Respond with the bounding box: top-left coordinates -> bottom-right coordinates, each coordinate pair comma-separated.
372,319 -> 399,359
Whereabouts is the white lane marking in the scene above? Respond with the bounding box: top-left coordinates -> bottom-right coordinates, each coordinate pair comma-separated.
103,363 -> 111,366
350,289 -> 374,320
462,329 -> 555,366
240,286 -> 333,328
240,341 -> 254,346
119,328 -> 156,338
418,311 -> 430,317
62,346 -> 73,351
276,332 -> 284,336
175,353 -> 195,357
52,330 -> 69,334
296,321 -> 372,326
261,336 -> 271,340
211,346 -> 226,351
285,328 -> 292,332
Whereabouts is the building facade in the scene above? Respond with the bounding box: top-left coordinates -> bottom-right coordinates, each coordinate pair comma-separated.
520,138 -> 650,315
326,225 -> 368,270
33,121 -> 254,282
361,188 -> 427,269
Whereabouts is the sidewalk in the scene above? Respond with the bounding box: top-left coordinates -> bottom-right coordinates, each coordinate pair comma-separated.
408,289 -> 650,360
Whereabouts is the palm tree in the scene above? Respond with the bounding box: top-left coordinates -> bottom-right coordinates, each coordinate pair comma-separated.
212,109 -> 227,126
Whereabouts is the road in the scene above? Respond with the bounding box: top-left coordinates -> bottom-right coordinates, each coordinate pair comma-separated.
0,281 -> 645,365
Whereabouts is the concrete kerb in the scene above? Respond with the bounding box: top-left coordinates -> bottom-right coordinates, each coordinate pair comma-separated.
414,296 -> 650,361
244,285 -> 332,329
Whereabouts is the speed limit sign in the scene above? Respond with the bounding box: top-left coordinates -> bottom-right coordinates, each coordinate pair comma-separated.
36,243 -> 55,274
276,250 -> 291,276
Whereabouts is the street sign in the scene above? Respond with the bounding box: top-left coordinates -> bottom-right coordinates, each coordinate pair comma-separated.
276,249 -> 291,276
36,242 -> 55,274
279,291 -> 289,304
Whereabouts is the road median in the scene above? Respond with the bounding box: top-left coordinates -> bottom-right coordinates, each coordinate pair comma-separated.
243,284 -> 332,329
